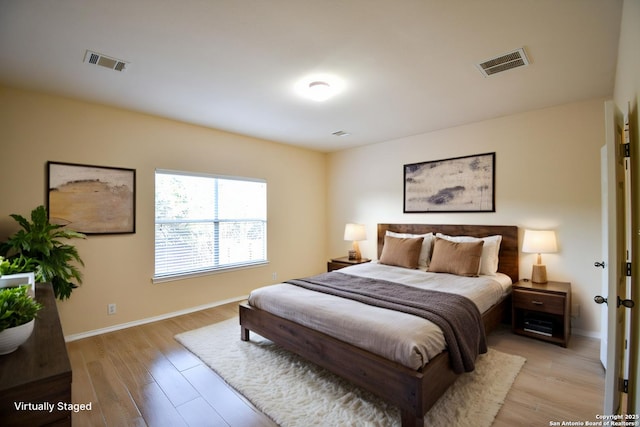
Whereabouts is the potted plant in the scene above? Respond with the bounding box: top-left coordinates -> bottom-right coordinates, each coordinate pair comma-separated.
0,285 -> 43,354
0,255 -> 36,296
0,254 -> 37,276
0,205 -> 85,300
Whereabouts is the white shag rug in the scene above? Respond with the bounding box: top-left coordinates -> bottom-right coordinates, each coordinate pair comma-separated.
175,318 -> 525,427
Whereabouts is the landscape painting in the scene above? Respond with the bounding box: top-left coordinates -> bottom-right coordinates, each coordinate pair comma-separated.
404,152 -> 495,213
47,162 -> 136,234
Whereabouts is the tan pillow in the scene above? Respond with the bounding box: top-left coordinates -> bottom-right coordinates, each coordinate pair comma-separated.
379,236 -> 424,269
427,237 -> 484,277
436,233 -> 502,275
386,231 -> 434,269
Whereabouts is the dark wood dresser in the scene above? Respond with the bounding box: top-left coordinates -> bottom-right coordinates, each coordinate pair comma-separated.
0,283 -> 72,426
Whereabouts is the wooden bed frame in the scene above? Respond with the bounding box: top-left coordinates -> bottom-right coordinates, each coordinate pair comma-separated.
239,224 -> 518,427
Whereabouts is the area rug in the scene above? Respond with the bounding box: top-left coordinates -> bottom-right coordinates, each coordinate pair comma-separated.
175,319 -> 525,427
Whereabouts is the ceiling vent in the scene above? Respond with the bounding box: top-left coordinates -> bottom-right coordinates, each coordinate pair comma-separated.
476,48 -> 529,77
332,130 -> 350,137
84,50 -> 128,72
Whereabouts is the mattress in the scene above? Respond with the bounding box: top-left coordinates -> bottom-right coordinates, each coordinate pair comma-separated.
247,262 -> 510,370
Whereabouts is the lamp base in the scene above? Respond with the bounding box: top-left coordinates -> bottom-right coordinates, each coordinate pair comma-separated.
531,264 -> 548,284
349,241 -> 362,260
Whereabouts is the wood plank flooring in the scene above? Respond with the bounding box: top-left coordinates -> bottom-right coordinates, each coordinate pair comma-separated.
67,302 -> 604,426
489,326 -> 604,426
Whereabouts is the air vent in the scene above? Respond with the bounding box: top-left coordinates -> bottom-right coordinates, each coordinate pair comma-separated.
332,130 -> 350,137
84,50 -> 128,72
476,48 -> 529,77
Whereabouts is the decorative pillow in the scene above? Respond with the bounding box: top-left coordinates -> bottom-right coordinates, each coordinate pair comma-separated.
435,233 -> 502,275
386,231 -> 434,269
379,235 -> 424,269
427,238 -> 484,277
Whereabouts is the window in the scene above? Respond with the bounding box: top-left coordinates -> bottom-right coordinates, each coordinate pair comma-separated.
154,170 -> 267,282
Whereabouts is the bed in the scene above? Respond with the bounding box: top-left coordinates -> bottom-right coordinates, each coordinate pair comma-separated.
239,224 -> 518,427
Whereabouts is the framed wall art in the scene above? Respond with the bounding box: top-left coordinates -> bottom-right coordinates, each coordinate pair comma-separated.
404,152 -> 495,213
47,161 -> 136,234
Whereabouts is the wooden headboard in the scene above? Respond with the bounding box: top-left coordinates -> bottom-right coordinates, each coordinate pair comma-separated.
377,224 -> 519,283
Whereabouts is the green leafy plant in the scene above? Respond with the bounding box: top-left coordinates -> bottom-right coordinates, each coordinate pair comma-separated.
0,285 -> 43,332
0,255 -> 37,276
0,205 -> 86,300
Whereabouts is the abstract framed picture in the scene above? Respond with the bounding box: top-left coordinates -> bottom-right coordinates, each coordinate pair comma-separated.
404,152 -> 495,213
47,161 -> 136,234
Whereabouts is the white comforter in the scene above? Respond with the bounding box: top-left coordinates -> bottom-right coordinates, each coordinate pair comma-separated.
248,262 -> 510,370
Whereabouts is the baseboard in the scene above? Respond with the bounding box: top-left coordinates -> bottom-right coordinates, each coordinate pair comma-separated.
64,296 -> 602,342
571,327 -> 600,339
64,295 -> 248,342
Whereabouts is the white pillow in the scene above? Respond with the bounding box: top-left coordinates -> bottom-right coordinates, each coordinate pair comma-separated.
435,233 -> 502,275
386,231 -> 434,269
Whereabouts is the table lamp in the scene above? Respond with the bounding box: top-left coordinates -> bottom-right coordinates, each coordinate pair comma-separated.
522,229 -> 557,284
344,223 -> 366,260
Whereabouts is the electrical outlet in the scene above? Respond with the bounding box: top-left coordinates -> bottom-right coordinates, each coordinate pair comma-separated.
272,272 -> 278,281
108,303 -> 117,315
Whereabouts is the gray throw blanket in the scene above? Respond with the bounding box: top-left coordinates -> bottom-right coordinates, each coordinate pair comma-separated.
286,272 -> 487,373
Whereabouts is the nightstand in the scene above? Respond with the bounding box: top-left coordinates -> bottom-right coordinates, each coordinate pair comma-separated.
327,257 -> 371,272
511,280 -> 571,347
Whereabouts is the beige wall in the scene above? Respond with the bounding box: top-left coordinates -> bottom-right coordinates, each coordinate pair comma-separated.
0,86 -> 327,337
327,98 -> 607,336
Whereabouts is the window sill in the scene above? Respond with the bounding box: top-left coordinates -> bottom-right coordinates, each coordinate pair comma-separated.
152,261 -> 269,284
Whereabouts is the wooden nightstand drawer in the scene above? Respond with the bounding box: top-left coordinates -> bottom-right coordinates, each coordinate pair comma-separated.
328,261 -> 347,271
512,281 -> 571,347
327,257 -> 371,272
513,289 -> 565,315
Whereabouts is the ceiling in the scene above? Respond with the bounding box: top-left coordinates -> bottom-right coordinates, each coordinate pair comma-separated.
0,0 -> 623,152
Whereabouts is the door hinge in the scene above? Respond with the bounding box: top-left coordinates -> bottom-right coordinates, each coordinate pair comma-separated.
621,378 -> 629,393
623,142 -> 631,158
627,262 -> 632,277
619,378 -> 629,393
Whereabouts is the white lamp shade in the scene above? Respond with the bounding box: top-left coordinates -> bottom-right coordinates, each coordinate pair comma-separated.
522,230 -> 557,254
344,223 -> 367,241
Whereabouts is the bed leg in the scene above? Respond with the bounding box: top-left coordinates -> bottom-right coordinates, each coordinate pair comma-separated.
400,410 -> 424,427
241,326 -> 250,341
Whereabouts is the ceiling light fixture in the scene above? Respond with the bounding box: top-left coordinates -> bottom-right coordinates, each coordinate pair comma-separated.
307,81 -> 332,101
295,74 -> 345,102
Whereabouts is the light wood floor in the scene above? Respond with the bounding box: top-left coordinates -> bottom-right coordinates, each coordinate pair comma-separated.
67,302 -> 604,426
488,325 -> 604,426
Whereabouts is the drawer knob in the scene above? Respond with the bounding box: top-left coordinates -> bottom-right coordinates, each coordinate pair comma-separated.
531,300 -> 544,305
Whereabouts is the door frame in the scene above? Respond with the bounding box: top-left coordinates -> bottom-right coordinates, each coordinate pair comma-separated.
602,100 -> 628,413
